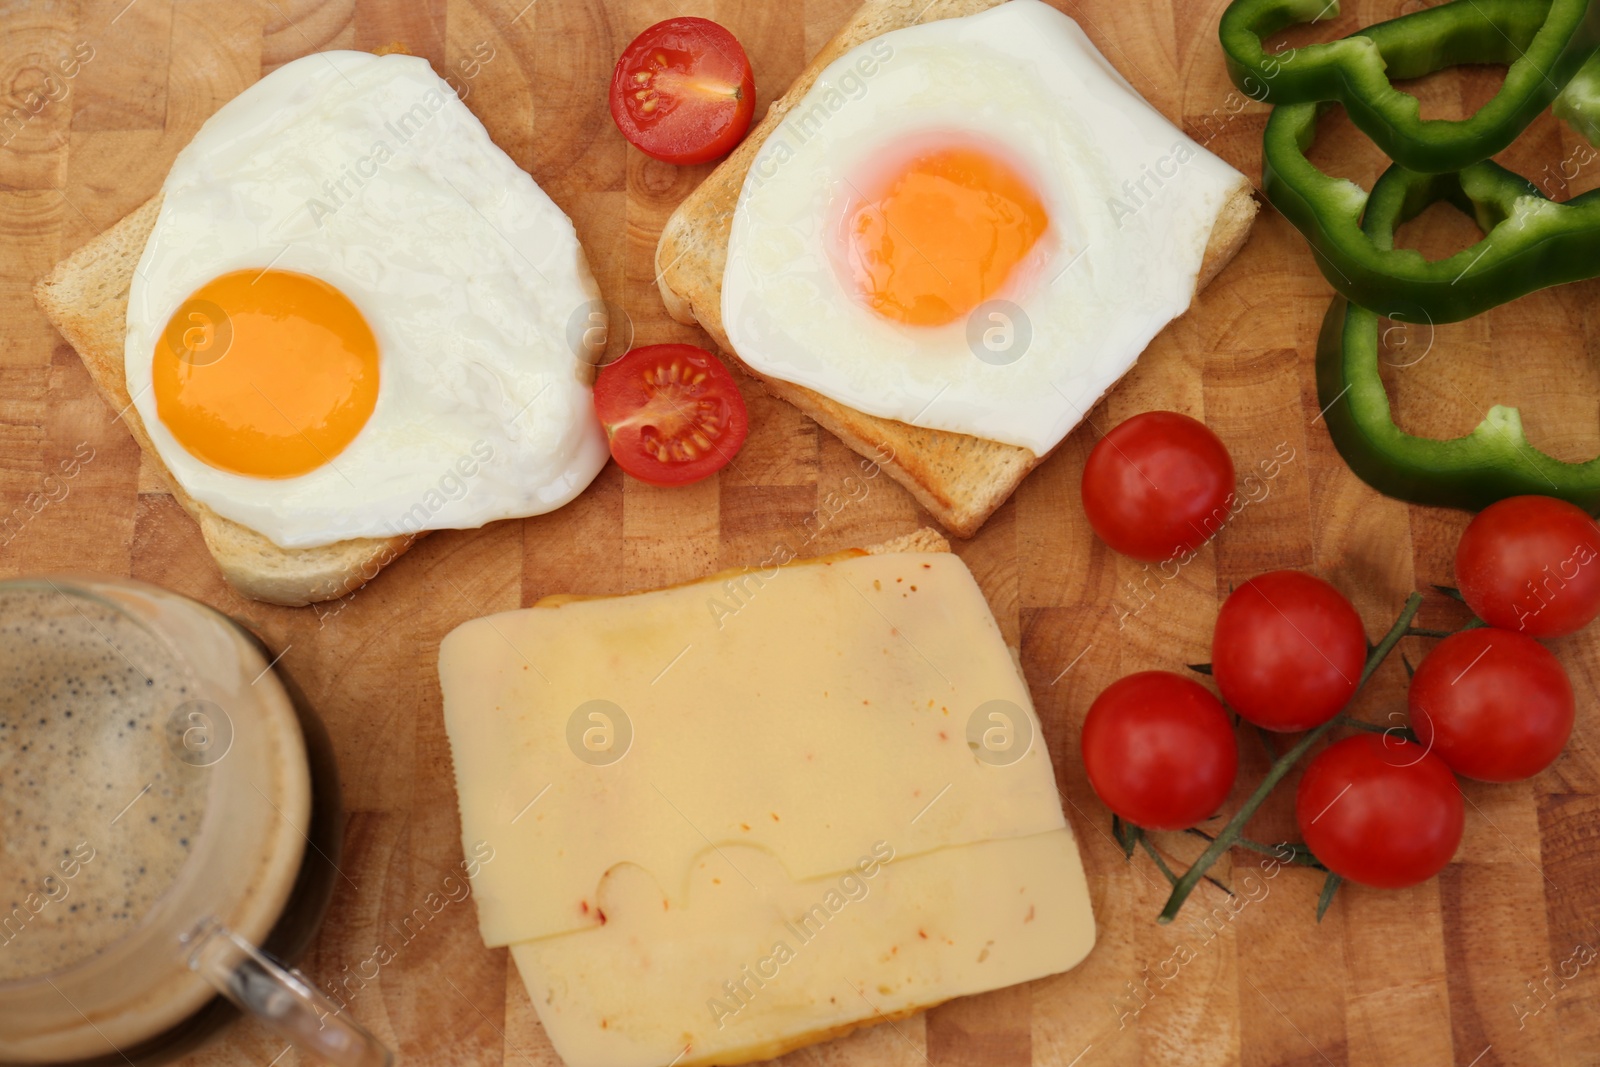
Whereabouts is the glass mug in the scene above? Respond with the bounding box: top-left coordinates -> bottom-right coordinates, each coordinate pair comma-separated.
0,577 -> 390,1067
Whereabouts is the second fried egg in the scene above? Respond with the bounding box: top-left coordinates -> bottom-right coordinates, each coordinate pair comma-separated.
722,0 -> 1250,456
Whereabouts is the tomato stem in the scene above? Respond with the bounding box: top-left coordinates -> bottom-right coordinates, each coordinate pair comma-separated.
1185,829 -> 1328,869
1336,715 -> 1420,744
1111,814 -> 1140,858
1316,872 -> 1344,922
1155,592 -> 1424,924
1137,837 -> 1181,887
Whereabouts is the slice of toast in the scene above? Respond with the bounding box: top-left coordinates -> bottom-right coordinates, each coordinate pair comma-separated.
656,0 -> 1259,538
33,196 -> 419,607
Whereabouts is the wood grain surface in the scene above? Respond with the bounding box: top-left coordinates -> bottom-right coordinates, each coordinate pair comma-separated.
5,1 -> 1600,1065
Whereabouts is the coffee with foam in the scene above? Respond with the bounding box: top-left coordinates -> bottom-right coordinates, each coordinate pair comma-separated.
0,580 -> 314,1063
0,588 -> 210,982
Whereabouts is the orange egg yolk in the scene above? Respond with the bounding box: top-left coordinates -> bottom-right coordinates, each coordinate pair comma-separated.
153,269 -> 380,479
841,144 -> 1049,327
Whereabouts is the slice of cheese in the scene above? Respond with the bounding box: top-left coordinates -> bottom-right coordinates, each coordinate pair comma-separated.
438,547 -> 1096,1067
511,831 -> 1092,1067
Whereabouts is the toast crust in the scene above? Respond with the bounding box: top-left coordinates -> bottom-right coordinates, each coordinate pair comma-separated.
656,0 -> 1258,537
33,196 -> 420,607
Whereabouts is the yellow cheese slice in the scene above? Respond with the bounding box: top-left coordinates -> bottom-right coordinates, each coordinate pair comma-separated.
511,830 -> 1092,1067
438,548 -> 1096,1067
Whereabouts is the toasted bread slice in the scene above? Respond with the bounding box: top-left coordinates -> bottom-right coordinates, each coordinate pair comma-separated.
657,0 -> 1258,538
33,196 -> 418,607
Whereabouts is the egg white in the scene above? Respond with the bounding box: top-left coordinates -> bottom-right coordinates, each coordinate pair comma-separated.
127,51 -> 608,549
721,0 -> 1250,455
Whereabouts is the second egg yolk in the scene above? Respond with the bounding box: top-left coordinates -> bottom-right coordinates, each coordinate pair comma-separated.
841,144 -> 1049,327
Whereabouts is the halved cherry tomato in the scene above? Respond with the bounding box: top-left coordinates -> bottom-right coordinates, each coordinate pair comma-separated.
1409,628 -> 1574,782
1081,671 -> 1239,831
1080,411 -> 1236,563
1295,734 -> 1463,890
593,344 -> 748,487
609,18 -> 755,166
1455,495 -> 1600,637
1211,570 -> 1368,732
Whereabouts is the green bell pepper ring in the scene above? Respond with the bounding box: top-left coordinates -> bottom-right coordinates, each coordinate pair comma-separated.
1557,52 -> 1600,142
1316,296 -> 1600,513
1220,0 -> 1600,172
1264,102 -> 1600,323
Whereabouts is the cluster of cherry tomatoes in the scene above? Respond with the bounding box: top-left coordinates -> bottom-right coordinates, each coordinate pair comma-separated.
1077,411 -> 1598,892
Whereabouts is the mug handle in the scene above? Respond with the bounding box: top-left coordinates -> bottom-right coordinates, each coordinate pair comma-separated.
182,918 -> 393,1067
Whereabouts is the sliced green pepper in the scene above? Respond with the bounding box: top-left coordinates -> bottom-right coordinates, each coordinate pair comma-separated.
1264,102 -> 1600,323
1316,296 -> 1600,513
1557,52 -> 1600,142
1220,0 -> 1600,172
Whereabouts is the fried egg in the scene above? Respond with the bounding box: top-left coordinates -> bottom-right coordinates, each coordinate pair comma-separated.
722,0 -> 1250,455
127,51 -> 608,549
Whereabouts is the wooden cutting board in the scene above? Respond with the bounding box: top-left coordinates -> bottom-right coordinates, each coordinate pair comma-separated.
5,0 -> 1600,1064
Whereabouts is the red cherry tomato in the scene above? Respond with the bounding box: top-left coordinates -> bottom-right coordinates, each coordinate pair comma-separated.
1296,734 -> 1463,889
609,18 -> 756,166
1211,571 -> 1367,732
1080,411 -> 1236,563
1409,628 -> 1574,782
1455,495 -> 1600,637
1081,671 -> 1239,831
593,344 -> 749,487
